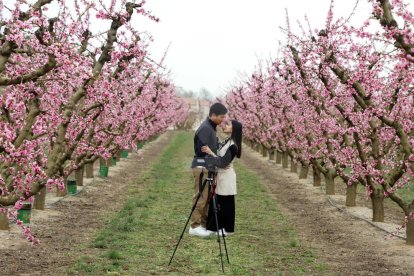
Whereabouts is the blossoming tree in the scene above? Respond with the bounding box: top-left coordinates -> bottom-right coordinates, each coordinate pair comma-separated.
0,0 -> 187,242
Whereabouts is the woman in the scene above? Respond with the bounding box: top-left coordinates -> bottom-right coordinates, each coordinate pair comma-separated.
201,119 -> 243,236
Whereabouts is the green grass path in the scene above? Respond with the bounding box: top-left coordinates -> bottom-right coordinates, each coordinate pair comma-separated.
70,131 -> 327,275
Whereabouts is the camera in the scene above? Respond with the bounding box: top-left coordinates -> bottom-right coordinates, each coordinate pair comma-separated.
194,156 -> 220,172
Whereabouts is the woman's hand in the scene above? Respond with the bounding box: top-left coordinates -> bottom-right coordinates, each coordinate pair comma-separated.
201,145 -> 213,155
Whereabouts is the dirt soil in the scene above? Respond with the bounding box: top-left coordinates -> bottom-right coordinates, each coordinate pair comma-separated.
3,132 -> 414,276
240,145 -> 414,276
0,132 -> 173,276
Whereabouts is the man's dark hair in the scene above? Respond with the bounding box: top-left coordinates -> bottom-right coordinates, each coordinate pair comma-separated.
209,103 -> 228,117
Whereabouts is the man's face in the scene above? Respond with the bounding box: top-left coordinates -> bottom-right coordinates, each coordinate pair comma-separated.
210,114 -> 226,125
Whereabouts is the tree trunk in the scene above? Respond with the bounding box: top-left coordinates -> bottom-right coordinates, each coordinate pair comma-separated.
269,151 -> 275,161
324,171 -> 335,195
261,145 -> 268,157
76,166 -> 84,186
299,164 -> 309,179
0,210 -> 9,230
346,183 -> 358,207
276,151 -> 282,164
290,159 -> 298,173
107,157 -> 113,167
406,210 -> 414,245
57,177 -> 68,197
99,157 -> 106,166
371,187 -> 384,222
282,152 -> 289,168
85,162 -> 94,178
33,187 -> 47,210
313,166 -> 321,187
116,150 -> 121,161
255,143 -> 260,153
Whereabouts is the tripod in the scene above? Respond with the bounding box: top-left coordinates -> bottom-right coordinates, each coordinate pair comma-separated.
168,168 -> 230,273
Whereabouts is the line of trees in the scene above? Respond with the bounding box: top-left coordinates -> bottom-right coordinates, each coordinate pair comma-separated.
225,0 -> 414,245
0,0 -> 188,242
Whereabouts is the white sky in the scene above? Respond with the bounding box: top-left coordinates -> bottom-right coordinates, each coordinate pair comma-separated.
4,0 -> 414,97
133,0 -> 382,97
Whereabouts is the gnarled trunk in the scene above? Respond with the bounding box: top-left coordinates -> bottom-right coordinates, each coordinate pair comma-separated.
324,170 -> 336,195
406,209 -> 414,245
56,183 -> 67,197
371,187 -> 384,222
76,166 -> 84,186
33,187 -> 47,210
261,145 -> 268,157
290,159 -> 298,173
299,164 -> 309,179
107,157 -> 113,167
282,152 -> 289,168
85,162 -> 94,178
57,177 -> 69,197
99,157 -> 106,166
346,183 -> 358,207
276,151 -> 282,164
0,210 -> 9,230
313,166 -> 321,187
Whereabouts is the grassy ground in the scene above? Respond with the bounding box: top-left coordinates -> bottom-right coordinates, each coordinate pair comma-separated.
69,131 -> 327,275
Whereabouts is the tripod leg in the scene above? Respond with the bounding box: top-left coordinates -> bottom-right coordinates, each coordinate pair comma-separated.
169,179 -> 207,266
214,196 -> 230,264
211,195 -> 225,273
207,196 -> 230,264
221,226 -> 230,264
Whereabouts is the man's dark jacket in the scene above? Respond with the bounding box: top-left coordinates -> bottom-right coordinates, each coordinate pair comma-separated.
191,118 -> 218,168
191,118 -> 238,169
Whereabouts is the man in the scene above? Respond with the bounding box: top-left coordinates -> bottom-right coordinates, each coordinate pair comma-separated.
189,102 -> 227,237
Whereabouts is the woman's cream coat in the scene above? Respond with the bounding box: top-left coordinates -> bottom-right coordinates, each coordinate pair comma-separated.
216,139 -> 237,195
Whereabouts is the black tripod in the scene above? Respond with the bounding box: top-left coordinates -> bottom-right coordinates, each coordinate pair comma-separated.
168,168 -> 230,273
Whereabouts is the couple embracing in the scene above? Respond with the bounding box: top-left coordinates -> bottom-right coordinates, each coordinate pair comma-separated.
189,103 -> 243,237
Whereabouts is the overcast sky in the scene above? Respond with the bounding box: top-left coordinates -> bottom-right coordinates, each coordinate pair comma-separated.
133,0 -> 385,97
5,0 -> 413,97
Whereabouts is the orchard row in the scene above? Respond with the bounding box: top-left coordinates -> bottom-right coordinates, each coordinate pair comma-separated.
225,0 -> 414,245
0,0 -> 188,242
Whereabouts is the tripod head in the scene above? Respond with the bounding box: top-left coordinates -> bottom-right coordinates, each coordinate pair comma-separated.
194,156 -> 220,173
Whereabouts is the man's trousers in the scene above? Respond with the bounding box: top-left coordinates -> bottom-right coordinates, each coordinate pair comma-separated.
190,167 -> 209,228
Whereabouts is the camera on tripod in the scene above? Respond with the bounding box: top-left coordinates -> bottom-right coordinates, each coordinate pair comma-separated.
171,152 -> 232,272
194,156 -> 220,172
